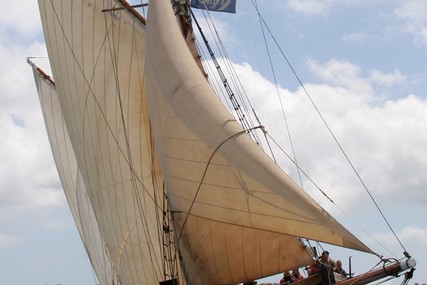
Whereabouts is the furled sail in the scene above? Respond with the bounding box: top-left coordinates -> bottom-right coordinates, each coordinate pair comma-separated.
146,0 -> 372,284
30,60 -> 117,285
36,1 -> 178,284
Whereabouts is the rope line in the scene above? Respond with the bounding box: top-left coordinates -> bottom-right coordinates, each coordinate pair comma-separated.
264,132 -> 398,258
252,0 -> 305,188
249,0 -> 408,256
176,126 -> 263,243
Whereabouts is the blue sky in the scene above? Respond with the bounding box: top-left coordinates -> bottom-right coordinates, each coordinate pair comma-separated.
0,1 -> 426,285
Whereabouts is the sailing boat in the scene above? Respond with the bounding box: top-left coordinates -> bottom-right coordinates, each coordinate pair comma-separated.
29,0 -> 416,284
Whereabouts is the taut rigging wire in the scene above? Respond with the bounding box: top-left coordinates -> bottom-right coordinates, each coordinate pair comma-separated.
191,7 -> 266,147
265,132 -> 394,258
248,0 -> 409,256
252,0 -> 305,189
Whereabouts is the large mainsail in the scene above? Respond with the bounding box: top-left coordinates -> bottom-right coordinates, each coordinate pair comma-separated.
146,0 -> 371,284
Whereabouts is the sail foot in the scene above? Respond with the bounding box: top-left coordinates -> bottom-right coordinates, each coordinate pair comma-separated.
172,214 -> 314,284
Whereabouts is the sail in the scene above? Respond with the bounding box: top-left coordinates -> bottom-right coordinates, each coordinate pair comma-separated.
36,1 -> 178,284
30,61 -> 117,285
146,0 -> 372,283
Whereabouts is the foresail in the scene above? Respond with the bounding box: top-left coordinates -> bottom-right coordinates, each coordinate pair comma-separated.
30,61 -> 117,285
37,1 -> 174,284
146,0 -> 372,283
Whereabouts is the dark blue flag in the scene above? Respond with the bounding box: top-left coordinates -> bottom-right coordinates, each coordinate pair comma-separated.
190,0 -> 237,13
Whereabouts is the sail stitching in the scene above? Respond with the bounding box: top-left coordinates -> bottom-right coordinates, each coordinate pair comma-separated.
46,1 -> 166,283
104,3 -> 167,282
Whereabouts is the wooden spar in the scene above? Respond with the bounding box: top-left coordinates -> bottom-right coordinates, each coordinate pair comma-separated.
27,58 -> 55,86
107,1 -> 147,25
290,258 -> 416,285
102,3 -> 148,13
337,258 -> 416,285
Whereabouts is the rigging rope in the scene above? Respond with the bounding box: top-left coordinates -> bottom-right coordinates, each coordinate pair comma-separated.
265,132 -> 393,258
191,10 -> 254,136
252,0 -> 305,189
192,5 -> 286,175
176,126 -> 264,243
248,0 -> 409,256
191,7 -> 266,147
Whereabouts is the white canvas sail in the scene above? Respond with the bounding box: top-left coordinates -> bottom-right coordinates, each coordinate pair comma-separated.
30,61 -> 117,285
36,1 -> 178,284
145,0 -> 371,284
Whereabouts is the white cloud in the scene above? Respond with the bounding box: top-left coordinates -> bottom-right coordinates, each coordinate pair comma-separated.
0,1 -> 41,35
306,58 -> 373,94
394,0 -> 427,46
394,0 -> 427,21
286,0 -> 333,16
402,23 -> 427,47
230,58 -> 427,214
369,68 -> 406,87
374,225 -> 427,247
279,0 -> 427,49
285,0 -> 361,16
0,234 -> 17,248
341,32 -> 371,43
400,226 -> 427,246
0,112 -> 66,222
0,16 -> 63,226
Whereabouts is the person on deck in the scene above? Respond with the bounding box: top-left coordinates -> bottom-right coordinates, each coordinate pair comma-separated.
280,271 -> 294,284
308,263 -> 320,276
334,260 -> 347,278
318,251 -> 336,267
291,268 -> 305,281
318,251 -> 336,285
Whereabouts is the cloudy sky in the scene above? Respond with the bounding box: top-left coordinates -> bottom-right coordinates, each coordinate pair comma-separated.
1,1 -> 426,285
